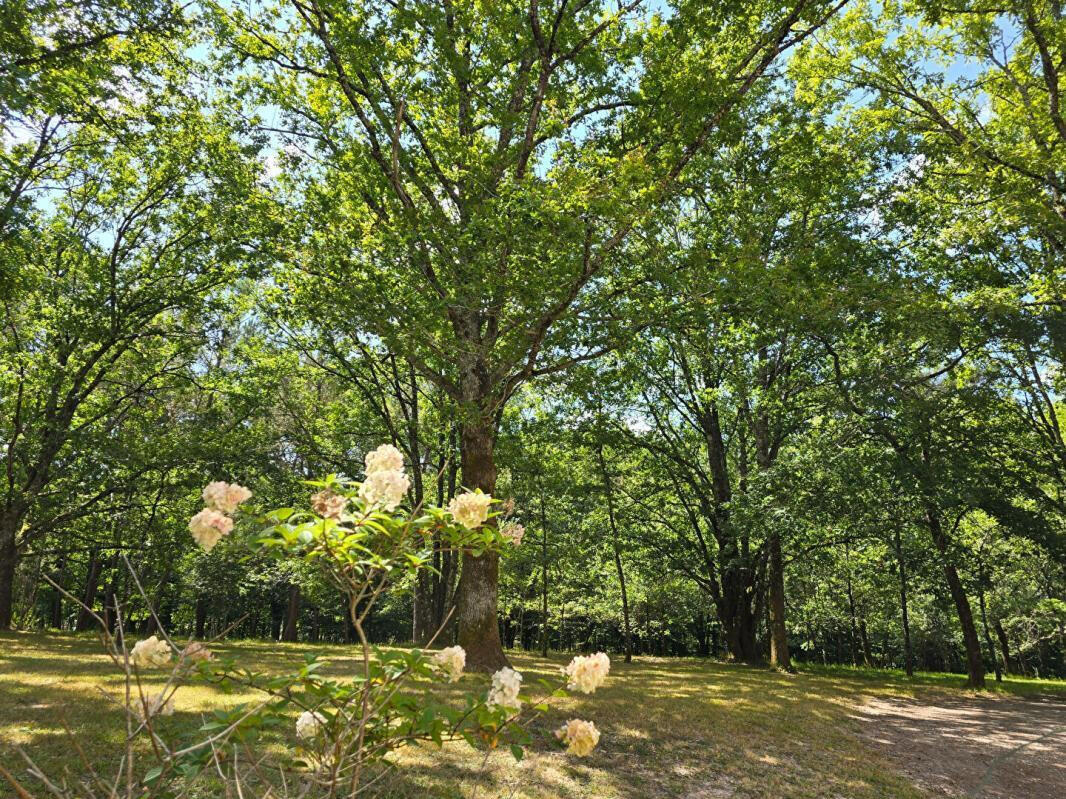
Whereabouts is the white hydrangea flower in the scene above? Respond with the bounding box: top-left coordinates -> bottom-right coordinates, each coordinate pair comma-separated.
500,522 -> 525,546
358,469 -> 410,512
130,635 -> 172,668
296,710 -> 326,739
134,691 -> 175,721
432,645 -> 466,683
188,508 -> 234,552
364,444 -> 404,475
486,666 -> 522,711
311,489 -> 348,520
448,490 -> 493,529
555,718 -> 600,756
563,652 -> 610,694
202,481 -> 252,514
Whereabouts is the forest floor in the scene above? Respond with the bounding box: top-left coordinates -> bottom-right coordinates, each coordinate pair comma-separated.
1,632 -> 1064,799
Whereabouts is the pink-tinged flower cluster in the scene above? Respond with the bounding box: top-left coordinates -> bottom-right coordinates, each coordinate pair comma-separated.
183,641 -> 213,662
188,509 -> 233,552
432,645 -> 466,683
189,481 -> 251,552
486,666 -> 522,711
555,718 -> 600,756
500,521 -> 525,546
311,489 -> 348,520
202,481 -> 253,514
564,652 -> 610,694
130,635 -> 172,668
448,490 -> 493,529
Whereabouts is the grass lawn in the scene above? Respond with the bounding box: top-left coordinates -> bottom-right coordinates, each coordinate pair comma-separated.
2,631 -> 1064,798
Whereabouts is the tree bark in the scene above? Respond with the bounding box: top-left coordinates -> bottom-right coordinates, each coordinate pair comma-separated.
925,505 -> 985,687
454,417 -> 508,671
767,531 -> 791,670
281,583 -> 300,642
0,510 -> 20,630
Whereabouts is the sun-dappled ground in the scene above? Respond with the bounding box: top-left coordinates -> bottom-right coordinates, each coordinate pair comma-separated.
2,632 -> 1064,798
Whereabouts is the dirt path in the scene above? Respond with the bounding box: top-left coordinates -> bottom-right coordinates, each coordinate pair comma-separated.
855,693 -> 1066,798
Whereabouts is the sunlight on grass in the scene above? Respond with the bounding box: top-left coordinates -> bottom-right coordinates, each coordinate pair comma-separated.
2,632 -> 1064,798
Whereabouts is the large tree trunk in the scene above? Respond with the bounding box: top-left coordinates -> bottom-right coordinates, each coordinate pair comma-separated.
0,510 -> 21,630
767,531 -> 791,670
454,417 -> 508,671
281,583 -> 300,642
925,505 -> 985,687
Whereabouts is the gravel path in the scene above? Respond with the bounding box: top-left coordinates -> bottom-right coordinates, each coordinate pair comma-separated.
855,693 -> 1066,798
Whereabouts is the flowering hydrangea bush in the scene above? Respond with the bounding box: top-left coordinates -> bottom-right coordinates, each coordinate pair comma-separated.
11,444 -> 608,798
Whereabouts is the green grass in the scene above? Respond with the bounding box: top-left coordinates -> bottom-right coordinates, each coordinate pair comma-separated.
2,631 -> 1064,798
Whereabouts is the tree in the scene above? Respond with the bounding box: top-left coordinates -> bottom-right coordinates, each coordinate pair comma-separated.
216,0 -> 844,668
0,98 -> 267,627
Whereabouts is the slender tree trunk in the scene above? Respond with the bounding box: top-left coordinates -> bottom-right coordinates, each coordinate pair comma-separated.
844,542 -> 860,666
281,583 -> 300,642
596,444 -> 632,663
49,554 -> 67,629
994,618 -> 1013,675
894,527 -> 914,676
540,486 -> 549,658
195,597 -> 208,639
977,578 -> 1002,682
75,548 -> 102,632
767,531 -> 791,670
925,505 -> 985,687
454,417 -> 508,671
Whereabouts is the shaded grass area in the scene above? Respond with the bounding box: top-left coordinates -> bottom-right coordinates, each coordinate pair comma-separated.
2,632 -> 1064,798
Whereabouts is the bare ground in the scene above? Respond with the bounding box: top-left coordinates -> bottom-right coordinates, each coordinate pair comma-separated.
855,692 -> 1066,798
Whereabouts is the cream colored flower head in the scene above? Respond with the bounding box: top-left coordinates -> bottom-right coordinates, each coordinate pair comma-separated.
202,481 -> 252,514
500,522 -> 525,546
311,489 -> 348,520
130,635 -> 172,668
555,718 -> 600,756
188,508 -> 233,552
432,645 -> 466,683
448,490 -> 493,529
296,710 -> 326,739
134,691 -> 175,721
365,443 -> 404,475
486,666 -> 522,711
358,468 -> 410,512
564,652 -> 610,694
